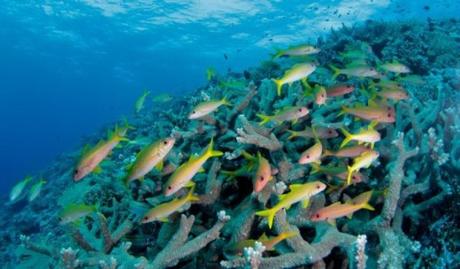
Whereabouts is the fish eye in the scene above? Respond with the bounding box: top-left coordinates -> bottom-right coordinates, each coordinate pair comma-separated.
328,130 -> 332,134
321,94 -> 324,98
352,175 -> 356,179
387,113 -> 391,117
167,186 -> 172,190
74,169 -> 78,174
306,155 -> 310,159
316,185 -> 320,189
143,216 -> 148,220
298,108 -> 302,112
163,140 -> 168,145
315,214 -> 320,218
259,176 -> 264,181
192,110 -> 196,114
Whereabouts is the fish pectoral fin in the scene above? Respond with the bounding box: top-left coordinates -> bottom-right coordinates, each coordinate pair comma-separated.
278,194 -> 287,201
159,217 -> 169,223
301,198 -> 310,209
258,233 -> 269,241
326,218 -> 336,226
292,119 -> 298,125
198,167 -> 206,173
346,213 -> 353,219
155,160 -> 164,171
93,166 -> 103,174
185,181 -> 196,188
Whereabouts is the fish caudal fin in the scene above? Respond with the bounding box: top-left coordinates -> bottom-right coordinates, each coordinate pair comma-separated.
186,187 -> 200,202
339,128 -> 353,149
352,190 -> 375,211
322,149 -> 333,157
329,65 -> 342,80
310,163 -> 321,174
271,79 -> 283,96
257,114 -> 272,126
256,208 -> 277,229
221,97 -> 232,107
287,130 -> 298,140
346,165 -> 353,185
205,137 -> 224,158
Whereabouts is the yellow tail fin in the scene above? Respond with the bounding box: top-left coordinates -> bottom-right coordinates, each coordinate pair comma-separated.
340,128 -> 354,149
287,130 -> 298,140
352,190 -> 375,211
257,114 -> 272,126
329,65 -> 342,80
310,163 -> 321,174
346,165 -> 353,185
256,208 -> 277,229
205,137 -> 224,158
271,79 -> 283,96
186,187 -> 200,202
221,97 -> 232,107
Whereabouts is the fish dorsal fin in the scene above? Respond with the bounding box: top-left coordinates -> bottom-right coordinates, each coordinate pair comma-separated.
289,184 -> 303,191
343,194 -> 352,204
93,165 -> 103,174
258,233 -> 269,241
367,99 -> 379,108
188,153 -> 200,161
328,202 -> 343,209
81,144 -> 91,157
278,193 -> 287,201
301,198 -> 310,208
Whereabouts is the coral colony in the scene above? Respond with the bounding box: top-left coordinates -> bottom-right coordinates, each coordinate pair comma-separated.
3,20 -> 460,268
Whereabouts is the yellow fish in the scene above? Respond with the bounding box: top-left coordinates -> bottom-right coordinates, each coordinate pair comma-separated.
74,124 -> 129,181
257,106 -> 309,126
314,86 -> 327,106
164,138 -> 223,196
379,62 -> 411,74
226,231 -> 297,255
298,140 -> 322,165
273,45 -> 320,58
272,63 -> 316,95
59,203 -> 97,225
125,138 -> 176,184
152,93 -> 173,103
206,67 -> 216,81
28,178 -> 46,202
256,181 -> 326,228
135,90 -> 150,113
330,64 -> 380,80
253,152 -> 272,193
141,186 -> 199,223
346,150 -> 379,185
188,98 -> 231,119
311,191 -> 374,225
339,126 -> 381,149
10,176 -> 32,202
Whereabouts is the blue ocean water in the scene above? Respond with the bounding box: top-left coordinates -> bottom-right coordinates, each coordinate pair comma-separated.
1,0 -> 459,194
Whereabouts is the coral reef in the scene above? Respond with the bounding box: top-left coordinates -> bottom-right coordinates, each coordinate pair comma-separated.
1,19 -> 459,269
